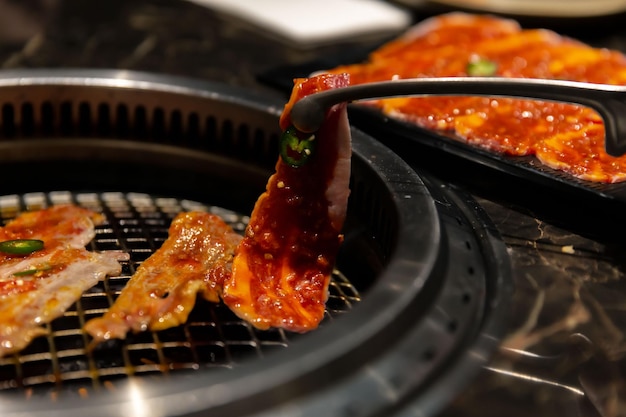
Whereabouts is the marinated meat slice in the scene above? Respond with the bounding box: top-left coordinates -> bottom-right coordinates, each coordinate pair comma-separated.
326,12 -> 626,183
222,73 -> 352,333
84,211 -> 242,343
0,204 -> 104,249
0,205 -> 128,357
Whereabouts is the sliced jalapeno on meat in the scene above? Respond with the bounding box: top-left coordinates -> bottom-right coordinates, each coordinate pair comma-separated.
467,58 -> 497,77
0,239 -> 44,255
280,125 -> 316,167
13,265 -> 54,276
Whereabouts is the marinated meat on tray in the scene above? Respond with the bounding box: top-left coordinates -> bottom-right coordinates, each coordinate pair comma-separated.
0,204 -> 128,357
326,13 -> 626,183
84,211 -> 242,343
222,73 -> 352,333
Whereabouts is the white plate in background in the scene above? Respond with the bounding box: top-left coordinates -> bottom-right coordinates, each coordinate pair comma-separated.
396,0 -> 626,18
186,0 -> 412,48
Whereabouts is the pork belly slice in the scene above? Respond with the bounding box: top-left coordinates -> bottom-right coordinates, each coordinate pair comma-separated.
222,73 -> 352,333
0,205 -> 128,357
0,203 -> 104,249
84,211 -> 242,343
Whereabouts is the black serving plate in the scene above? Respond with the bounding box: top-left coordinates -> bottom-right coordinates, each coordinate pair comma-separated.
347,105 -> 626,202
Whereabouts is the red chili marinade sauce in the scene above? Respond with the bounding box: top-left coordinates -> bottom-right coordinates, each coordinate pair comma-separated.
0,205 -> 100,297
0,280 -> 38,296
326,13 -> 626,183
0,252 -> 75,297
223,74 -> 350,332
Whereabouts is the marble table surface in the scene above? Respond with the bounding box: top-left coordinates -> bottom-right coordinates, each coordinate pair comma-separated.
1,1 -> 625,416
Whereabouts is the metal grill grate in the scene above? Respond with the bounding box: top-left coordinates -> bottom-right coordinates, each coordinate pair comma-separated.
0,191 -> 361,396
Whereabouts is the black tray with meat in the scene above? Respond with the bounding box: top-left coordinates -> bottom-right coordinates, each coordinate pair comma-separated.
258,12 -> 626,217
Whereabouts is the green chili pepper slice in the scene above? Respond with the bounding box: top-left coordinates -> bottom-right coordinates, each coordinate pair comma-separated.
467,58 -> 497,77
280,125 -> 316,167
13,265 -> 53,277
0,239 -> 44,255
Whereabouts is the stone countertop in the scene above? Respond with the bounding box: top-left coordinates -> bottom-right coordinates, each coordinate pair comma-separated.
1,1 -> 625,416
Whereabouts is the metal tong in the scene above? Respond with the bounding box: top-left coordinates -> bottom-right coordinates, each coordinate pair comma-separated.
289,77 -> 626,156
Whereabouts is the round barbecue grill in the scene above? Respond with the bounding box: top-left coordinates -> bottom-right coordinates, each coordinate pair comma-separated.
0,69 -> 512,417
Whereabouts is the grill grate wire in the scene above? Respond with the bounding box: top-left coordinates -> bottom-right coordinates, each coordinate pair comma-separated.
0,191 -> 361,397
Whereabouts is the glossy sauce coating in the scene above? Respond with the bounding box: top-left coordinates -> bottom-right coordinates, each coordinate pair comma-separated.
0,205 -> 105,298
327,13 -> 626,183
84,211 -> 242,343
223,73 -> 351,332
0,205 -> 128,357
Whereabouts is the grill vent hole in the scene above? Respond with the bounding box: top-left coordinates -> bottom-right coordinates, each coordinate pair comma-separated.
236,123 -> 250,153
2,103 -> 15,137
251,127 -> 266,157
133,105 -> 148,139
152,107 -> 166,141
41,101 -> 54,136
97,102 -> 111,136
115,104 -> 129,137
220,119 -> 234,151
60,101 -> 73,136
205,115 -> 218,149
170,109 -> 183,140
21,102 -> 34,136
78,101 -> 92,136
187,112 -> 200,146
